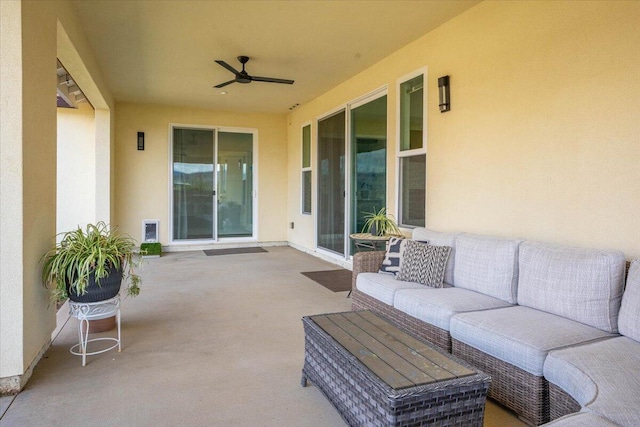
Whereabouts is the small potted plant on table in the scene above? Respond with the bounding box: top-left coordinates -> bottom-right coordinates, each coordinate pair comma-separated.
362,207 -> 402,236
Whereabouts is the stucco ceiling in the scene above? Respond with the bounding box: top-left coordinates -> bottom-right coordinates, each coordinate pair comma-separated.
71,0 -> 479,114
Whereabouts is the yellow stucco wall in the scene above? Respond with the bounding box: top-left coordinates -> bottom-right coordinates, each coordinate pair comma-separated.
1,0 -> 115,390
113,102 -> 288,246
0,0 -> 58,384
57,103 -> 96,233
287,0 -> 640,258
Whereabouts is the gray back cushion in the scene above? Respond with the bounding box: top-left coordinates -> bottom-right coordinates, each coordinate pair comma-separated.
619,259 -> 640,341
412,228 -> 458,284
453,233 -> 522,304
518,241 -> 626,333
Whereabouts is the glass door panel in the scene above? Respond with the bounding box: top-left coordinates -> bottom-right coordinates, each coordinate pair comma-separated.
350,96 -> 387,255
317,111 -> 346,255
217,132 -> 253,238
172,128 -> 215,240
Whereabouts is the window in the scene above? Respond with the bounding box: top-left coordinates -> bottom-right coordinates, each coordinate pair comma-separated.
301,124 -> 312,214
399,154 -> 426,226
398,72 -> 426,227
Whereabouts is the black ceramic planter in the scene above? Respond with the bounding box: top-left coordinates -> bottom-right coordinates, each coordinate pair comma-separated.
68,266 -> 123,303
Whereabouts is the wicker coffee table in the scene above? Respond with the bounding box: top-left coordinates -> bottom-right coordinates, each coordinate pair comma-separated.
301,310 -> 490,427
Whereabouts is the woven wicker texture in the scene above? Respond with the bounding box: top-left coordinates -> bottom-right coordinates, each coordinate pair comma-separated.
351,250 -> 452,351
301,311 -> 490,427
351,250 -> 386,289
549,383 -> 581,421
452,339 -> 550,425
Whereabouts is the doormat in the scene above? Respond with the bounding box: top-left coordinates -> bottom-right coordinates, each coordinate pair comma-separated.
301,269 -> 352,293
203,247 -> 267,256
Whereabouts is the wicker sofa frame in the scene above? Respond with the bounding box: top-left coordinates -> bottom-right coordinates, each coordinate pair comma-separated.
351,239 -> 634,427
452,339 -> 549,425
351,251 -> 453,353
351,250 -> 549,425
549,383 -> 581,421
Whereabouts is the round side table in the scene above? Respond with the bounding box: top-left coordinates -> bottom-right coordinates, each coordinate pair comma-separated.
69,295 -> 121,366
349,233 -> 394,252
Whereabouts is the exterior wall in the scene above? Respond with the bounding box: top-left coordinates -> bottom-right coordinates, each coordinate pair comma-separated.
287,0 -> 640,259
113,102 -> 288,246
0,0 -> 57,391
56,4 -> 116,224
57,103 -> 96,233
0,0 -> 115,393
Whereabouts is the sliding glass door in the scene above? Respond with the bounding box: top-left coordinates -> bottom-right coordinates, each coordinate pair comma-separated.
317,111 -> 346,255
217,131 -> 253,238
171,126 -> 255,242
315,93 -> 388,259
173,128 -> 216,240
350,95 -> 387,255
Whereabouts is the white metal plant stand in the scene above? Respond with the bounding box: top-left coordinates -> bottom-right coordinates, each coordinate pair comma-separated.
69,295 -> 121,366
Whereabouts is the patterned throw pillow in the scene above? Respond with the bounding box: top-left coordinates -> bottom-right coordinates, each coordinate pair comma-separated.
379,237 -> 407,275
397,240 -> 452,288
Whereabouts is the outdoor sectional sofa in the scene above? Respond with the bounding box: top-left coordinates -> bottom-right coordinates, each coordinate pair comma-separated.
351,228 -> 640,426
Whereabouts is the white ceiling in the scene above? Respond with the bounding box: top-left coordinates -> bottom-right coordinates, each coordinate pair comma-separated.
72,0 -> 479,114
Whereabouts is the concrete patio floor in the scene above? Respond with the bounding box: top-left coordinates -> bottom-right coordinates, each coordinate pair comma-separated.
0,247 -> 525,426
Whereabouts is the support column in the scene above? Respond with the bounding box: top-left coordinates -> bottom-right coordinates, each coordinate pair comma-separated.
0,0 -> 57,394
95,108 -> 112,223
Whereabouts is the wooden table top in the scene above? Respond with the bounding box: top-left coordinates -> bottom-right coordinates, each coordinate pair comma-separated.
349,233 -> 401,241
308,311 -> 475,390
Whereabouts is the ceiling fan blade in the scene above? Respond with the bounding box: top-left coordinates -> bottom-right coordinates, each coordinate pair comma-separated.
215,60 -> 240,75
214,79 -> 236,88
251,76 -> 295,85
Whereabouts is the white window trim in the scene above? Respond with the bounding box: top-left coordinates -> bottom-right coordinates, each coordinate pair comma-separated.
395,68 -> 428,228
301,121 -> 312,215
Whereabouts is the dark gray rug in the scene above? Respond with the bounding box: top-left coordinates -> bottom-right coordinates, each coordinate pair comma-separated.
301,269 -> 352,292
203,247 -> 267,256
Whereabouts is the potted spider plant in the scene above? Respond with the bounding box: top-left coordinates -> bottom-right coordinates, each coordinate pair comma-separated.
361,207 -> 402,237
41,222 -> 141,304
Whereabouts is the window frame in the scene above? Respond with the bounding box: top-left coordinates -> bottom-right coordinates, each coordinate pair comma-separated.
300,122 -> 312,215
396,68 -> 427,228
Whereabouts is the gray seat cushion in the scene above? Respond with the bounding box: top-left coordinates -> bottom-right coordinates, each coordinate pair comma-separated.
394,287 -> 512,331
355,272 -> 425,306
618,259 -> 640,341
544,336 -> 640,427
453,233 -> 522,304
543,412 -> 619,427
518,241 -> 626,333
411,228 -> 458,285
450,306 -> 613,376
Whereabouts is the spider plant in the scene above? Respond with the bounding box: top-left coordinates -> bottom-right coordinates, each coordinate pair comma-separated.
41,222 -> 141,303
361,207 -> 402,236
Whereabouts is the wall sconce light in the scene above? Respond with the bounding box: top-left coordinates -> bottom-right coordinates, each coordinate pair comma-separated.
137,132 -> 145,150
438,75 -> 450,112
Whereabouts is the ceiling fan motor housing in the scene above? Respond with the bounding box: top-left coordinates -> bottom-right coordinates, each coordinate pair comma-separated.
237,56 -> 251,83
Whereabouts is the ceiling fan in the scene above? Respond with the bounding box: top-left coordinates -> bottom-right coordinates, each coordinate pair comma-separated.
214,56 -> 294,88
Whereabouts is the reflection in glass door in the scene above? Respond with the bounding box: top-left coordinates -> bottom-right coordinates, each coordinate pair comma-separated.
350,95 -> 387,255
217,132 -> 253,237
172,128 -> 215,240
172,127 -> 255,241
317,111 -> 346,255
